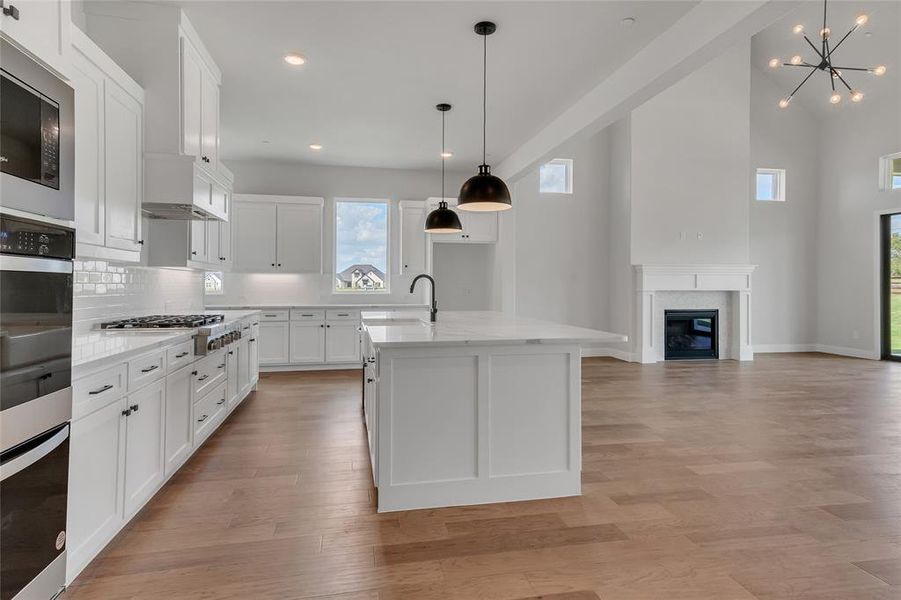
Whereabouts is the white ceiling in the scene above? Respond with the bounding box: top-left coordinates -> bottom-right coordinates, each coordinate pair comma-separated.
752,0 -> 900,116
176,1 -> 697,170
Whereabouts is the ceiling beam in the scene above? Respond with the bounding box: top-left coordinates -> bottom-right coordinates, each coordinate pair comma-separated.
496,0 -> 801,182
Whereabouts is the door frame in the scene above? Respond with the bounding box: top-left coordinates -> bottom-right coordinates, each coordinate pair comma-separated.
881,212 -> 900,361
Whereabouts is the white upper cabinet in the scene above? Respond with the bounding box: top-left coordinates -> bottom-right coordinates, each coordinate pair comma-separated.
180,38 -> 203,160
233,195 -> 324,273
427,197 -> 497,244
71,28 -> 144,262
0,0 -> 71,76
399,201 -> 426,275
199,68 -> 219,169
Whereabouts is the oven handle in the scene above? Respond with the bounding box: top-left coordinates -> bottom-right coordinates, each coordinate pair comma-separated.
0,423 -> 69,482
0,255 -> 73,274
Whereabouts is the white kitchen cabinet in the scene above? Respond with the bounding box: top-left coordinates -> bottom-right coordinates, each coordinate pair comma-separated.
250,323 -> 260,383
164,364 -> 193,477
232,196 -> 323,273
180,37 -> 202,160
399,201 -> 427,275
258,321 -> 290,365
226,346 -> 239,409
190,219 -> 208,263
0,0 -> 70,76
290,322 -> 326,364
66,396 -> 126,581
427,197 -> 497,244
326,322 -> 361,364
237,336 -> 251,398
123,379 -> 166,517
200,68 -> 219,169
72,28 -> 144,262
216,215 -> 232,266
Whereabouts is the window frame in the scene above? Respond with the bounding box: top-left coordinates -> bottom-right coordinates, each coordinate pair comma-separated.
539,158 -> 574,194
332,197 -> 391,295
203,271 -> 224,295
879,152 -> 901,191
755,167 -> 786,202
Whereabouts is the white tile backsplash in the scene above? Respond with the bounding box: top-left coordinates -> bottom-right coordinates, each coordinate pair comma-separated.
73,260 -> 204,333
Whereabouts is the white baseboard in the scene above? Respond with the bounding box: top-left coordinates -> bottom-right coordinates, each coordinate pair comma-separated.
813,344 -> 880,360
581,347 -> 635,362
261,363 -> 361,373
754,344 -> 817,353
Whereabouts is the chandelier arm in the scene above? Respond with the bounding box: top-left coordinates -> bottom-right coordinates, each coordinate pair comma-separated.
829,66 -> 872,72
783,62 -> 818,68
822,0 -> 828,55
827,26 -> 858,58
802,35 -> 826,60
832,69 -> 854,92
788,67 -> 819,99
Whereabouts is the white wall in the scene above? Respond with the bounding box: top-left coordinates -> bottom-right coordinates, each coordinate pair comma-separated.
606,117 -> 634,354
509,128 -> 610,330
630,42 -> 752,265
749,66 -> 820,350
211,161 -> 472,306
432,243 -> 495,311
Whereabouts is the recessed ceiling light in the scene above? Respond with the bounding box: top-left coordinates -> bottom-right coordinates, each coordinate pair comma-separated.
440,151 -> 453,158
284,53 -> 306,66
309,143 -> 323,150
621,17 -> 636,26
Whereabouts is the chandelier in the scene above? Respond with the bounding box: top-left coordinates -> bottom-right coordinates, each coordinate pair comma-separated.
769,0 -> 886,108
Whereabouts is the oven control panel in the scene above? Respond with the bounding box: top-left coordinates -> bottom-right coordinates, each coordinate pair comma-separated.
0,214 -> 74,259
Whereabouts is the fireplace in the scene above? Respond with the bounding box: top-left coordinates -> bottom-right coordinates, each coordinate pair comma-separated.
665,310 -> 718,360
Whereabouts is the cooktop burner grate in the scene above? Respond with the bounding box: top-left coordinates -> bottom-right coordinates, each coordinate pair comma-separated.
99,314 -> 225,329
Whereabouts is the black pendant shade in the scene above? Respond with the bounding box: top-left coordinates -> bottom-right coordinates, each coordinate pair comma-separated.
425,103 -> 463,233
458,20 -> 511,213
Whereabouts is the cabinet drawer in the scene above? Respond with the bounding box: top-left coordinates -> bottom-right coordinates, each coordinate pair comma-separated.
290,309 -> 325,322
128,350 -> 166,392
73,364 -> 127,420
166,341 -> 195,373
259,310 -> 289,322
192,350 -> 227,399
193,382 -> 226,446
326,309 -> 360,321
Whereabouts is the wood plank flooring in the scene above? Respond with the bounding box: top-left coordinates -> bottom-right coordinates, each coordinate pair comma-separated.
62,354 -> 901,599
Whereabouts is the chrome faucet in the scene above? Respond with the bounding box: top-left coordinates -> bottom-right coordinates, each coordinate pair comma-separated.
410,274 -> 437,323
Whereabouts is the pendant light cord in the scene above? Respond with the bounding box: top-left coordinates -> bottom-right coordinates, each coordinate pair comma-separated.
482,31 -> 487,166
441,110 -> 446,204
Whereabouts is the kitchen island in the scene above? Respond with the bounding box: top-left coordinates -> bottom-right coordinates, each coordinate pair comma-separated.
361,310 -> 627,512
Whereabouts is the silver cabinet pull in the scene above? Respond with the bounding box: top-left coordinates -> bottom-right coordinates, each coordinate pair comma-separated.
197,414 -> 208,423
217,398 -> 226,405
218,363 -> 226,369
175,352 -> 189,358
89,384 -> 114,395
197,374 -> 209,382
141,365 -> 159,373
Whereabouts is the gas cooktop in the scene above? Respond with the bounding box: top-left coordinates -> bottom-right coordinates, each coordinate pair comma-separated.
98,314 -> 225,329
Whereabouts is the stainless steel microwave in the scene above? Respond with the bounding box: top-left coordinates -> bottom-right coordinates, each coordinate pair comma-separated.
0,39 -> 74,222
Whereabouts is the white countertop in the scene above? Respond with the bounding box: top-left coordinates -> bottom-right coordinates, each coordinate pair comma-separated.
362,310 -> 628,348
72,310 -> 260,373
206,303 -> 429,310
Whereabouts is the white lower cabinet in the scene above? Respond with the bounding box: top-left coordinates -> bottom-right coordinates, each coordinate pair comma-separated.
250,324 -> 260,382
326,322 -> 361,363
164,364 -> 193,476
123,379 -> 166,517
194,382 -> 227,447
290,322 -> 326,363
67,396 -> 127,580
237,338 -> 251,398
258,321 -> 289,365
226,346 -> 239,409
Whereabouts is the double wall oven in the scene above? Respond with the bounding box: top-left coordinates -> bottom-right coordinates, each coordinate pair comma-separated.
1,37 -> 76,600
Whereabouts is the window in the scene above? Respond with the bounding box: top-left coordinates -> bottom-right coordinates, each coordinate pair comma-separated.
334,199 -> 389,293
539,158 -> 573,194
204,271 -> 223,295
893,158 -> 901,190
756,168 -> 786,202
879,153 -> 901,191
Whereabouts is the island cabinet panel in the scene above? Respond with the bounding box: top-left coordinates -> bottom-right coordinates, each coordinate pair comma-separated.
388,355 -> 478,485
325,322 -> 360,364
290,322 -> 326,364
123,380 -> 166,518
164,364 -> 194,477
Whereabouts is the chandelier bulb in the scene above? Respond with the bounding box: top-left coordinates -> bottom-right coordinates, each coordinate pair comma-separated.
872,65 -> 887,76
820,27 -> 831,39
790,55 -> 803,65
768,58 -> 780,69
778,98 -> 791,109
792,24 -> 804,35
855,14 -> 869,27
850,90 -> 864,103
829,92 -> 842,104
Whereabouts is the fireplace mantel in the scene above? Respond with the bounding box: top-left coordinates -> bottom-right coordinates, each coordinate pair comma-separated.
633,264 -> 757,363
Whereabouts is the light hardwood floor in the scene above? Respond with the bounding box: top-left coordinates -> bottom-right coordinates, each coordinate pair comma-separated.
63,354 -> 901,599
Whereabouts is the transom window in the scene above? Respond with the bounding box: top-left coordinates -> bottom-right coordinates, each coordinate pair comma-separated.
334,199 -> 389,293
539,158 -> 573,194
756,168 -> 786,202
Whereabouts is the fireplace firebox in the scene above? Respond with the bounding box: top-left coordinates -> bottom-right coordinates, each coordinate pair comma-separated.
664,310 -> 718,360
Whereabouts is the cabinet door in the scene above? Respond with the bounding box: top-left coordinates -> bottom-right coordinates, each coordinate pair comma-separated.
234,202 -> 277,272
276,203 -> 322,273
462,211 -> 498,243
104,81 -> 143,252
200,71 -> 219,169
180,38 -> 203,159
190,219 -> 207,263
66,397 -> 126,580
123,380 -> 166,517
326,322 -> 361,364
164,364 -> 193,477
226,347 -> 239,408
0,0 -> 66,71
290,322 -> 326,364
237,338 -> 250,398
250,324 -> 260,383
258,322 -> 289,365
399,203 -> 426,275
218,218 -> 232,267
210,184 -> 227,220
71,50 -> 106,246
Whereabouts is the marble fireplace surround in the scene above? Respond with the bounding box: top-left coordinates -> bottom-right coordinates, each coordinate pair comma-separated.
634,264 -> 756,364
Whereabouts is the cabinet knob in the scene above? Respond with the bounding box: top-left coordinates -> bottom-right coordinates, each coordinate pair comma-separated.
122,408 -> 131,417
191,371 -> 198,376
138,240 -> 144,245
367,378 -> 374,383
2,3 -> 20,19
130,404 -> 139,413
192,251 -> 198,256
277,263 -> 282,267
271,263 -> 275,267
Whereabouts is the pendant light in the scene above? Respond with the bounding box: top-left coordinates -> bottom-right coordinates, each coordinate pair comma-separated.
425,104 -> 463,233
457,21 -> 511,212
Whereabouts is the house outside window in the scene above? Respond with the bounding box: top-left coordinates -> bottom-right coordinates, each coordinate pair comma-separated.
204,271 -> 223,295
334,199 -> 389,293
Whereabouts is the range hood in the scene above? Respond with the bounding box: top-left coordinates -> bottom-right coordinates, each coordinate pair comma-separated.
142,203 -> 215,220
143,154 -> 230,221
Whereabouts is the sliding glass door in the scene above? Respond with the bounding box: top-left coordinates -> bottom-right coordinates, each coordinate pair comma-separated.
883,213 -> 901,361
